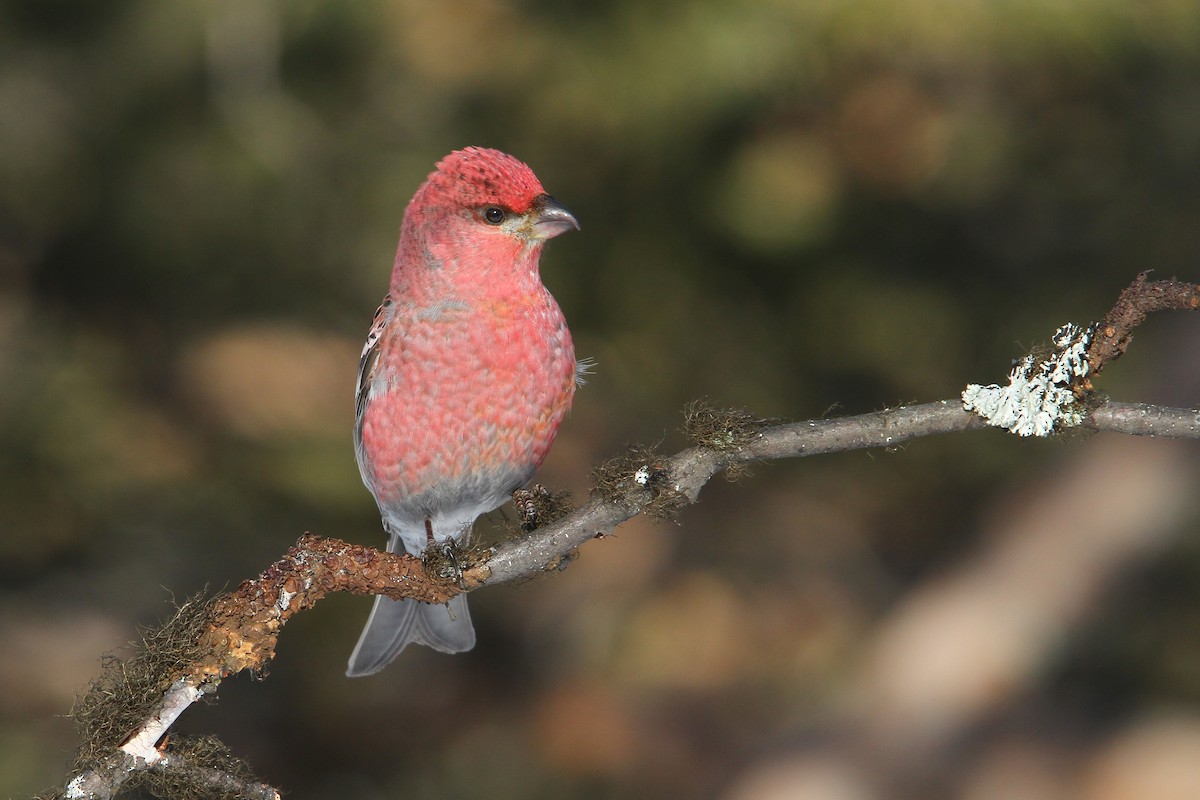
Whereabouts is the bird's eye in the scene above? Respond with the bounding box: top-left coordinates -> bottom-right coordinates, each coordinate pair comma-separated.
483,206 -> 506,224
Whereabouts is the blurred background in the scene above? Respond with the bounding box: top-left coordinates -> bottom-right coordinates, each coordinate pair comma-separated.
3,1 -> 1200,798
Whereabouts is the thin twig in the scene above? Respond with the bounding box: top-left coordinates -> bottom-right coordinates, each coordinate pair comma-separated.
1086,271 -> 1200,373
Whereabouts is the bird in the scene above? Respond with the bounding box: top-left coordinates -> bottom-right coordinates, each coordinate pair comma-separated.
346,147 -> 580,677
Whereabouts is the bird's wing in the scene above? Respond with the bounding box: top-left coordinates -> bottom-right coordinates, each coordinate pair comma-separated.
356,296 -> 394,422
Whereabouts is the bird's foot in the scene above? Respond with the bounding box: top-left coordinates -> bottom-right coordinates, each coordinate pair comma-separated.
423,540 -> 465,588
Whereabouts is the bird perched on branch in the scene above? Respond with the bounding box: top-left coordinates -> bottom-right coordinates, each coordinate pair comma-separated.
347,147 -> 581,677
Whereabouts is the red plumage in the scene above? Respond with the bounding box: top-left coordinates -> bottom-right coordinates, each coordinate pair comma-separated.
347,147 -> 580,676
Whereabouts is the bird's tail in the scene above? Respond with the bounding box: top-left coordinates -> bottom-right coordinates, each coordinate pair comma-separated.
345,592 -> 474,677
345,528 -> 475,677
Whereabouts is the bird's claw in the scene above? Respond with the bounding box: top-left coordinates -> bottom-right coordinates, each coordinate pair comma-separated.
442,542 -> 465,589
422,540 -> 465,588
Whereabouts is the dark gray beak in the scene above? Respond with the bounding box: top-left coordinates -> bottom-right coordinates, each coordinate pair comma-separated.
531,194 -> 580,240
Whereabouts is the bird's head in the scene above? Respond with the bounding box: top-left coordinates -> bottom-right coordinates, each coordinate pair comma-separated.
416,147 -> 579,244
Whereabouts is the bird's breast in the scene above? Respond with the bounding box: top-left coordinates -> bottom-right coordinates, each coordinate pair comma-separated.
357,289 -> 575,514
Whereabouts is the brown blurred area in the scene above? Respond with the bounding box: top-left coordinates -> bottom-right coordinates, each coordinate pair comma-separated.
3,1 -> 1200,798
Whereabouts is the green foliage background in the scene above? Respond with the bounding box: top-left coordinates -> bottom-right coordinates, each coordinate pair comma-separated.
3,1 -> 1200,797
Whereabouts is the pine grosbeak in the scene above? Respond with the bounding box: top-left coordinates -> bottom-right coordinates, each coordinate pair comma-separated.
347,147 -> 579,676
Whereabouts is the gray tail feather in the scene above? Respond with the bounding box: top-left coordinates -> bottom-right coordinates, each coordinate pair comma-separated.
345,593 -> 475,677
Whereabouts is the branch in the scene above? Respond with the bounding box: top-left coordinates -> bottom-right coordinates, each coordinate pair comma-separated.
54,273 -> 1200,799
962,273 -> 1200,437
482,398 -> 1199,583
58,542 -> 461,798
63,743 -> 280,800
1087,270 -> 1200,372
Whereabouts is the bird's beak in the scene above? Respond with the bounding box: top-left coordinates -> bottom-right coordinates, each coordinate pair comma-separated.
531,194 -> 580,240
